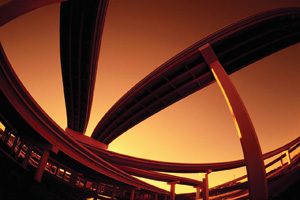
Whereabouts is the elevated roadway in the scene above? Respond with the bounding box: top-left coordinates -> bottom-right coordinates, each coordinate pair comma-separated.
91,7 -> 300,144
85,136 -> 300,173
0,43 -> 169,195
60,0 -> 109,134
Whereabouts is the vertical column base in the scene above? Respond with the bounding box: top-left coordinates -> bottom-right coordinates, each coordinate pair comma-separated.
285,150 -> 291,164
21,144 -> 33,169
167,181 -> 179,200
34,150 -> 50,182
130,189 -> 135,200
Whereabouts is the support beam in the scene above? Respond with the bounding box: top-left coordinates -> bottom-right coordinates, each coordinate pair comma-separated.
94,184 -> 102,200
167,181 -> 179,200
130,189 -> 135,200
202,173 -> 209,200
199,43 -> 267,200
285,150 -> 291,164
21,144 -> 33,169
194,185 -> 201,200
15,140 -> 24,160
34,150 -> 50,182
111,186 -> 116,199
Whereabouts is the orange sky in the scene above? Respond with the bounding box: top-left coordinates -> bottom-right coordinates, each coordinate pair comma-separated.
0,0 -> 300,194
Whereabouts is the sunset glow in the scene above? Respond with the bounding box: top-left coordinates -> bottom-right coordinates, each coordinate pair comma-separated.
0,0 -> 300,194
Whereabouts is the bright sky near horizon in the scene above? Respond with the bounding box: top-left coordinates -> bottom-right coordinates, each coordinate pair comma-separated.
0,0 -> 300,194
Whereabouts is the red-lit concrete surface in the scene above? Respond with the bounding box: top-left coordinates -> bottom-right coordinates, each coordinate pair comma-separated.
60,0 -> 109,134
1,1 -> 300,200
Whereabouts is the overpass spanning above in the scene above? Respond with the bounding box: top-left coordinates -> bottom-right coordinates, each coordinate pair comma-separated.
60,0 -> 108,134
0,1 -> 300,200
91,7 -> 300,144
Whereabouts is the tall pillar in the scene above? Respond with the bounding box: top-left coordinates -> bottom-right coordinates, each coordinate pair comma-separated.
120,189 -> 127,199
94,184 -> 102,200
154,193 -> 158,200
167,181 -> 179,200
199,44 -> 268,200
202,173 -> 209,200
111,186 -> 116,199
285,150 -> 291,164
34,150 -> 50,182
130,189 -> 135,200
140,193 -> 144,200
194,185 -> 201,200
21,144 -> 33,169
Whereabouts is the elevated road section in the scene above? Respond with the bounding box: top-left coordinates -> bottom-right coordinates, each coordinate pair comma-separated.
0,42 -> 169,196
91,7 -> 300,144
60,0 -> 108,134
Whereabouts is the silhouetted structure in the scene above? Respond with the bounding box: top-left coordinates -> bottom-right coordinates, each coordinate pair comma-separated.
0,1 -> 300,200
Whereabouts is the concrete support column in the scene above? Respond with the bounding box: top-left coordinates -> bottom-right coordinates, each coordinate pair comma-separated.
94,184 -> 102,200
202,173 -> 209,200
120,189 -> 127,199
34,150 -> 50,182
199,43 -> 268,200
194,185 -> 201,200
15,140 -> 24,160
130,189 -> 135,200
285,150 -> 291,164
21,144 -> 33,169
167,181 -> 179,200
140,193 -> 144,200
111,186 -> 116,199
